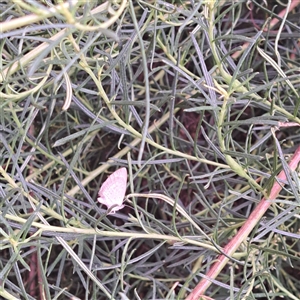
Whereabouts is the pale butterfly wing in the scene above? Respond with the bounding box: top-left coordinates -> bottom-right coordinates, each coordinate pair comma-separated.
98,167 -> 127,214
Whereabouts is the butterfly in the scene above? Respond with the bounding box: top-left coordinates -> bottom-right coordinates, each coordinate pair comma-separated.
97,167 -> 127,214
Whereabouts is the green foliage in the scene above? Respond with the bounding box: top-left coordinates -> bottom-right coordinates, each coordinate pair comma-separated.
0,0 -> 300,299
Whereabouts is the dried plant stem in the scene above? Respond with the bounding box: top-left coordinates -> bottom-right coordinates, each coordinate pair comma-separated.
186,145 -> 300,300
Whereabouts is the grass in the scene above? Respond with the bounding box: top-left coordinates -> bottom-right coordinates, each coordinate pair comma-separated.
1,0 -> 300,299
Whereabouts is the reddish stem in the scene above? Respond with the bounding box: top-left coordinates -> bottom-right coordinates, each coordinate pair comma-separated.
232,0 -> 300,59
186,145 -> 300,300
